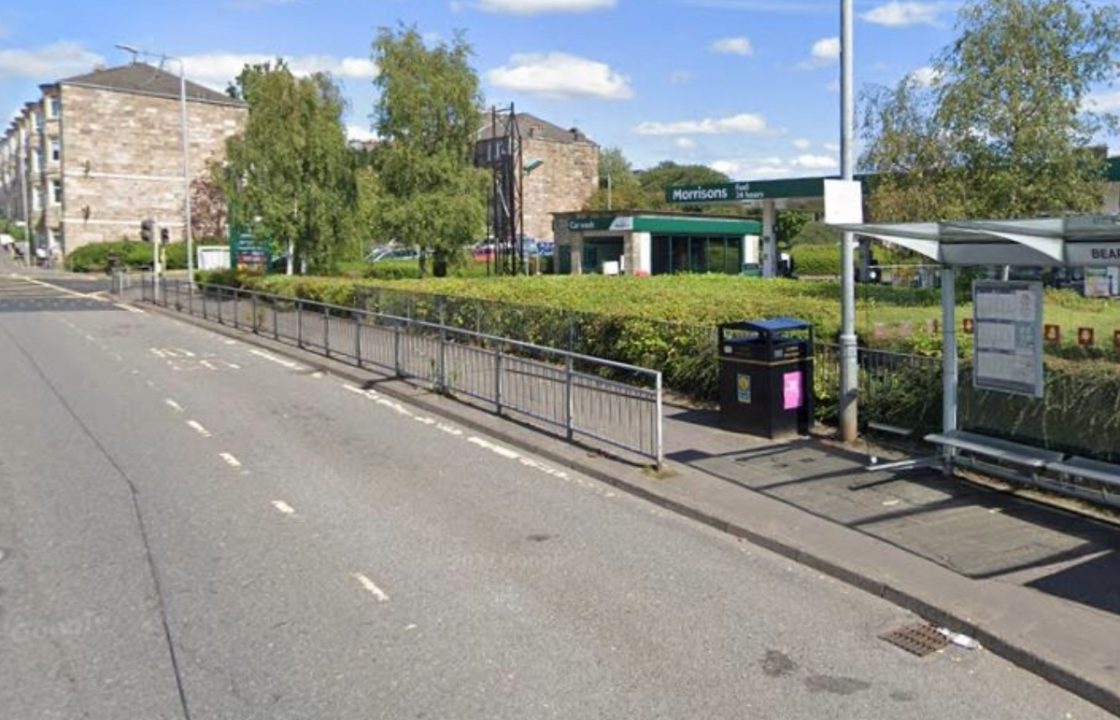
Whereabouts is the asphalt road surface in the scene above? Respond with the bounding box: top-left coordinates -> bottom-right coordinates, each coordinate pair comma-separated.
0,273 -> 1110,719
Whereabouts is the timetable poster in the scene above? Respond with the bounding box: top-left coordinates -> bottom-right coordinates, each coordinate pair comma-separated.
972,281 -> 1044,398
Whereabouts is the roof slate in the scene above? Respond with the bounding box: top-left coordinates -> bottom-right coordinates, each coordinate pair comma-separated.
56,63 -> 244,107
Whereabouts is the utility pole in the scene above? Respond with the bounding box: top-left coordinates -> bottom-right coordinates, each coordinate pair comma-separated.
839,0 -> 859,442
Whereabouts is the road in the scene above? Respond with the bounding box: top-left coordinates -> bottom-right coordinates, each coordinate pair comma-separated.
0,271 -> 1110,719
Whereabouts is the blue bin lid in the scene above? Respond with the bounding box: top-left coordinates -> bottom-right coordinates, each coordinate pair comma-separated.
744,317 -> 812,332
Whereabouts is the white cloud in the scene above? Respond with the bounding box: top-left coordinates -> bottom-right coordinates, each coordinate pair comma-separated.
792,154 -> 837,170
181,52 -> 377,89
635,112 -> 769,136
800,37 -> 840,69
863,2 -> 943,27
486,52 -> 632,100
908,65 -> 940,87
1085,90 -> 1120,113
709,37 -> 753,56
346,125 -> 378,143
475,0 -> 614,14
823,142 -> 840,153
792,138 -> 811,150
0,42 -> 104,79
675,137 -> 697,149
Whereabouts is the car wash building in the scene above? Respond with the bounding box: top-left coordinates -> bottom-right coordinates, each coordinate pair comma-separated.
552,211 -> 762,276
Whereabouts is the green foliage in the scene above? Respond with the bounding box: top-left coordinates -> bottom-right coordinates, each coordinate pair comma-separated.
861,0 -> 1120,221
0,215 -> 27,242
65,241 -> 198,272
775,211 -> 811,248
790,222 -> 841,246
222,60 -> 358,274
372,26 -> 488,276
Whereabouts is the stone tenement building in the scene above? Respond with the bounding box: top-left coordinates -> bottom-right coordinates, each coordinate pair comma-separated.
476,112 -> 599,242
0,62 -> 245,256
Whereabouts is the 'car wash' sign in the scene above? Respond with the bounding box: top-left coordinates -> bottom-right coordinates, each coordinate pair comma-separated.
666,183 -> 764,204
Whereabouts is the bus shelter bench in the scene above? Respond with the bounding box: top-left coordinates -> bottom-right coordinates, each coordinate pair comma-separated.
1046,456 -> 1120,495
924,429 -> 1064,474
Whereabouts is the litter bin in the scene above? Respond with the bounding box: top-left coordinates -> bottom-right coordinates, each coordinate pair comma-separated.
718,318 -> 814,439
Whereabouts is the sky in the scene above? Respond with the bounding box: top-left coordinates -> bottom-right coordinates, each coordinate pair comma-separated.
2,0 -> 1118,180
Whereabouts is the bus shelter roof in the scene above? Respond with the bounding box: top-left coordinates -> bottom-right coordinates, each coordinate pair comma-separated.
831,215 -> 1120,267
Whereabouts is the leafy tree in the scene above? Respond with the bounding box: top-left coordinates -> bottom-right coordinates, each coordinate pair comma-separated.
775,210 -> 812,248
583,147 -> 645,210
190,175 -> 228,242
861,0 -> 1120,221
372,26 -> 488,277
637,161 -> 729,194
221,60 -> 356,274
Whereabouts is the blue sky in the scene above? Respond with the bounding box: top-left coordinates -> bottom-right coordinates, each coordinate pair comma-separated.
2,0 -> 1117,179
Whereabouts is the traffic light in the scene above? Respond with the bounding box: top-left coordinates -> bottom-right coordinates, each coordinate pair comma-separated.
140,219 -> 154,243
160,227 -> 170,244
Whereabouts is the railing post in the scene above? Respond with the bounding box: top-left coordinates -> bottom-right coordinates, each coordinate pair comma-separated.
565,354 -> 574,441
217,288 -> 224,324
273,301 -> 279,341
394,320 -> 402,377
354,311 -> 362,367
251,292 -> 258,334
233,290 -> 240,329
655,372 -> 664,470
202,285 -> 208,320
175,280 -> 181,311
297,300 -> 304,348
188,281 -> 194,316
324,306 -> 331,357
438,296 -> 447,392
494,343 -> 503,415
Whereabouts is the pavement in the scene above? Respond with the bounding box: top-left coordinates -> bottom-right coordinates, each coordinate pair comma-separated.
6,256 -> 1120,716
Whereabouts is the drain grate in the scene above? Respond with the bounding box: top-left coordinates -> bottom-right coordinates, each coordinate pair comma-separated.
879,622 -> 949,657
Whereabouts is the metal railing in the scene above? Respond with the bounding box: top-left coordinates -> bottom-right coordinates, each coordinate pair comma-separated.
142,277 -> 664,467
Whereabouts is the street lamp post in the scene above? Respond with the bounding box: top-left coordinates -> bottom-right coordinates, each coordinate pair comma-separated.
116,44 -> 193,285
838,0 -> 859,442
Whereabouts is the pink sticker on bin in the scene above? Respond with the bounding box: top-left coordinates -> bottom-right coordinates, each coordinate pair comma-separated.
783,371 -> 803,410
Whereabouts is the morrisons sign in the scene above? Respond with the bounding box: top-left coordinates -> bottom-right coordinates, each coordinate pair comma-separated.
666,183 -> 764,204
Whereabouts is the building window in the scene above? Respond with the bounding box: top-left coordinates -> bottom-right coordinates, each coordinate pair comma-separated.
33,148 -> 42,172
51,179 -> 62,205
34,110 -> 42,130
49,97 -> 61,118
50,138 -> 60,163
33,188 -> 42,211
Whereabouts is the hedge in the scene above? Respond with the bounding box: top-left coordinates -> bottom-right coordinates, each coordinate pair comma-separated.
65,240 -> 196,272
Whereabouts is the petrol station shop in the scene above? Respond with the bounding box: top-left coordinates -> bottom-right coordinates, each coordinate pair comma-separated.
552,212 -> 762,276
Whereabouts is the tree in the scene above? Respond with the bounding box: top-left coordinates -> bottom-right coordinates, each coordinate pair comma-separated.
637,161 -> 729,194
775,210 -> 812,248
861,0 -> 1120,221
221,60 -> 356,274
371,26 -> 488,277
583,147 -> 646,210
190,175 -> 228,241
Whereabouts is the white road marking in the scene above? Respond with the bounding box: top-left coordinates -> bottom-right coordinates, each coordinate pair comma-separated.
175,348 -> 196,357
271,500 -> 295,515
186,420 -> 212,438
437,423 -> 463,437
219,452 -> 242,468
248,349 -> 305,370
468,436 -> 521,460
342,384 -> 369,397
199,359 -> 217,370
164,398 -> 184,413
412,416 -> 436,426
311,372 -> 323,379
84,334 -> 96,342
224,339 -> 237,345
115,303 -> 145,314
351,573 -> 390,603
227,363 -> 241,370
145,380 -> 156,388
150,348 -> 168,358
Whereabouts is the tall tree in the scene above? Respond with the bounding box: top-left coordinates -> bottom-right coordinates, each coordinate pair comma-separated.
861,0 -> 1120,221
583,147 -> 644,210
222,61 -> 356,274
372,26 -> 488,277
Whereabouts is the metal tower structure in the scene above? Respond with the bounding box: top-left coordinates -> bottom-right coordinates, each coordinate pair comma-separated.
477,104 -> 526,276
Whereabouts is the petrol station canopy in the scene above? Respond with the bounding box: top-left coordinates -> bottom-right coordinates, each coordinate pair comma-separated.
831,215 -> 1120,267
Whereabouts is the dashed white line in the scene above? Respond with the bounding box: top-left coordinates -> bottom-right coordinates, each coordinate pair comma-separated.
115,303 -> 145,314
271,500 -> 296,515
249,349 -> 305,370
351,572 -> 390,603
164,398 -> 184,413
186,420 -> 212,438
199,359 -> 217,370
468,436 -> 521,460
219,452 -> 242,468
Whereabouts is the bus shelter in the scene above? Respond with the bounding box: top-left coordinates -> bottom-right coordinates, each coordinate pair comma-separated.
831,215 -> 1120,497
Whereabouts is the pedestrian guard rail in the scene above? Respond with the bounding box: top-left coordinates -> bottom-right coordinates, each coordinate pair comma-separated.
141,277 -> 664,468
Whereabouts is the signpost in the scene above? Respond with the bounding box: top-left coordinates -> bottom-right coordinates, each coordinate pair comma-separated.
230,231 -> 271,272
972,280 -> 1044,398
